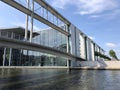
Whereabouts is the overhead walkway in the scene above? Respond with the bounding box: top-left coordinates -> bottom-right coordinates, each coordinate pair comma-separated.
1,0 -> 70,36
0,37 -> 84,61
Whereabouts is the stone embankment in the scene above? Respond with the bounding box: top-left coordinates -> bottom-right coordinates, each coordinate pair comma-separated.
73,60 -> 120,70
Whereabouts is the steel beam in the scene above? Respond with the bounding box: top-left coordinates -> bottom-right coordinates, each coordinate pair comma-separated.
35,0 -> 70,25
2,0 -> 70,36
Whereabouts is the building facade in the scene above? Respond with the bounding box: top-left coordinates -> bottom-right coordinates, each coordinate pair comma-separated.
0,0 -> 105,67
0,25 -> 105,67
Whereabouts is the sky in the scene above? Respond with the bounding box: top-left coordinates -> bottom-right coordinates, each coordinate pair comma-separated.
0,0 -> 120,58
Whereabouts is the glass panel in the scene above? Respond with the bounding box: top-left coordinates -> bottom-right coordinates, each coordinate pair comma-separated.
1,31 -> 8,38
11,49 -> 21,66
0,47 -> 68,66
0,47 -> 4,66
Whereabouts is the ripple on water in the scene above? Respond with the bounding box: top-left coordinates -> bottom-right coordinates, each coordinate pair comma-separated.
0,69 -> 120,90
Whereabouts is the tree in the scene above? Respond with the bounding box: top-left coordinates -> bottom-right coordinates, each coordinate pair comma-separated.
109,49 -> 118,60
94,51 -> 111,60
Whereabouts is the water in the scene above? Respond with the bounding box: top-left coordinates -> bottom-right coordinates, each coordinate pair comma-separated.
0,69 -> 120,90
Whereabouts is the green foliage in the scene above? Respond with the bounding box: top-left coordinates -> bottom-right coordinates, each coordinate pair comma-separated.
95,51 -> 111,60
95,51 -> 99,56
109,49 -> 118,60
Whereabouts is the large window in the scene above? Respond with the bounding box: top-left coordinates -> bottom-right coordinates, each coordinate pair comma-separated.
0,47 -> 67,66
32,28 -> 67,52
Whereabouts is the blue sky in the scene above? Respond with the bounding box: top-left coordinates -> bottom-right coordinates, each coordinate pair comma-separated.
0,0 -> 120,58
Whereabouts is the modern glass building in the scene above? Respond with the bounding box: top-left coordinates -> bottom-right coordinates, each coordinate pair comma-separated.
0,27 -> 68,66
0,0 -> 105,67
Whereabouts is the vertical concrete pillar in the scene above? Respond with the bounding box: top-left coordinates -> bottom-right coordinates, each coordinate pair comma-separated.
83,35 -> 86,59
85,37 -> 88,60
93,43 -> 96,61
67,25 -> 71,68
80,33 -> 86,59
87,38 -> 91,61
3,48 -> 6,66
30,0 -> 34,42
91,42 -> 95,61
9,48 -> 12,66
74,27 -> 77,57
86,38 -> 92,61
25,0 -> 29,41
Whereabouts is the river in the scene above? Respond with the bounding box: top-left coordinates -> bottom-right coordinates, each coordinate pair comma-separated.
0,68 -> 120,90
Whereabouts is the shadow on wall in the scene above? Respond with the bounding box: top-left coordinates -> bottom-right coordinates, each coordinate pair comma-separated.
77,59 -> 107,68
97,59 -> 107,68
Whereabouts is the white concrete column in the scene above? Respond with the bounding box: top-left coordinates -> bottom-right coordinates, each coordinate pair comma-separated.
87,38 -> 92,61
86,37 -> 89,61
87,39 -> 90,61
67,25 -> 70,68
80,34 -> 86,59
9,48 -> 12,66
30,0 -> 34,42
84,37 -> 88,60
3,48 -> 6,66
91,42 -> 95,61
25,0 -> 29,41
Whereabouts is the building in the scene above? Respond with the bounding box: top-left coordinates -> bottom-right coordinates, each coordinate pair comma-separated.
0,26 -> 105,67
0,0 -> 105,67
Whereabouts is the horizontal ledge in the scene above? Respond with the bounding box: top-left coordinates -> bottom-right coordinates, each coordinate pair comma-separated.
0,37 -> 84,61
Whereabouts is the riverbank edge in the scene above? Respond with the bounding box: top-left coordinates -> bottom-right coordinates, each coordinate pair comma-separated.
1,66 -> 120,70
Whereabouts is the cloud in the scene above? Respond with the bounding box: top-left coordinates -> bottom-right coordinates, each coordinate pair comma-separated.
88,36 -> 95,40
50,0 -> 119,15
90,9 -> 120,19
50,0 -> 70,9
89,15 -> 101,18
105,43 -> 117,47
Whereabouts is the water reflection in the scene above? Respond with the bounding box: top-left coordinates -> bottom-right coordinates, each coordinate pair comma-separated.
0,69 -> 120,90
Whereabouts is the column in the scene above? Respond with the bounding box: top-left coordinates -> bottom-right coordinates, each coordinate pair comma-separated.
84,37 -> 88,60
67,25 -> 71,68
8,48 -> 12,66
30,0 -> 34,42
93,43 -> 96,61
3,48 -> 6,66
25,0 -> 29,41
80,34 -> 86,59
91,42 -> 95,61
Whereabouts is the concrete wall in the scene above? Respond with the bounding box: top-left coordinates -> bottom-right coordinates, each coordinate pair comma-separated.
91,42 -> 95,61
87,38 -> 93,61
75,28 -> 81,57
69,24 -> 105,67
80,34 -> 86,59
69,24 -> 76,56
69,24 -> 77,67
76,60 -> 120,69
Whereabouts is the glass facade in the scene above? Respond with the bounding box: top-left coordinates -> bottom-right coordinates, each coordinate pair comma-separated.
0,47 -> 67,66
32,27 -> 67,52
0,27 -> 68,66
